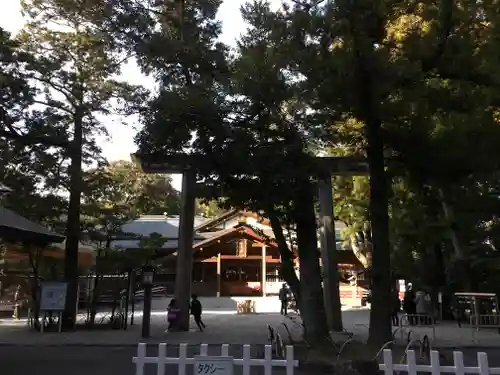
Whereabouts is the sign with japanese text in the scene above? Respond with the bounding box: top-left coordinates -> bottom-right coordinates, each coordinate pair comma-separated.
194,356 -> 233,375
39,282 -> 67,311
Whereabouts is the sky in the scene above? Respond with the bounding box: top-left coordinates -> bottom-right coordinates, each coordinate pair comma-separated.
2,0 -> 282,191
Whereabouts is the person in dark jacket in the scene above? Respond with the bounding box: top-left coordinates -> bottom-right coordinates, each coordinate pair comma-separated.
391,288 -> 401,326
279,284 -> 289,315
190,294 -> 206,331
403,283 -> 416,324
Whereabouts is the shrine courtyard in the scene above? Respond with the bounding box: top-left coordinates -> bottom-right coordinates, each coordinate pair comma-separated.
1,310 -> 500,375
0,307 -> 365,346
1,307 -> 500,347
2,308 -> 500,375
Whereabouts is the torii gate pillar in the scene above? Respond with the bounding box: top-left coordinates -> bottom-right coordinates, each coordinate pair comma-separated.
174,170 -> 197,331
318,178 -> 343,331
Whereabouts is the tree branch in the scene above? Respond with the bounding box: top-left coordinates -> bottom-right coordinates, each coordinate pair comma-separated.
32,100 -> 75,116
0,128 -> 69,148
27,73 -> 77,107
290,0 -> 327,10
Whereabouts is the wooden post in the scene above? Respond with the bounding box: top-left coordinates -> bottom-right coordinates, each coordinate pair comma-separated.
216,253 -> 221,297
123,269 -> 132,330
261,246 -> 267,297
318,177 -> 343,331
174,170 -> 197,331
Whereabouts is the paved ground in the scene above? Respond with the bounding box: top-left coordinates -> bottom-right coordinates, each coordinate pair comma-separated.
0,299 -> 369,345
0,344 -> 285,375
349,315 -> 500,348
0,312 -> 301,345
2,308 -> 500,347
2,307 -> 500,375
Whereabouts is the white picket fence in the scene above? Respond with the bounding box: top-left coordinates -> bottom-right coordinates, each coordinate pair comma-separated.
380,349 -> 500,375
133,343 -> 299,375
134,344 -> 500,375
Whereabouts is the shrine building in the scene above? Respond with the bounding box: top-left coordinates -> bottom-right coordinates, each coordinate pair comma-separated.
116,209 -> 366,299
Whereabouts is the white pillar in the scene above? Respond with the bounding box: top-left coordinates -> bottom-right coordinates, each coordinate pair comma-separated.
261,246 -> 267,296
216,253 -> 221,297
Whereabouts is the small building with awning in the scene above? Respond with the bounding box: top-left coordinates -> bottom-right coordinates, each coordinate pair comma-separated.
0,206 -> 94,265
0,204 -> 67,311
0,206 -> 65,246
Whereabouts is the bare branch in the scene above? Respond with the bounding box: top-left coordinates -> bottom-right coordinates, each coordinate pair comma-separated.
32,100 -> 75,116
26,73 -> 77,106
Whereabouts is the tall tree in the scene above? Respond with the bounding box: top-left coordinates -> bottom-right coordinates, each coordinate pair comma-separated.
257,0 -> 458,345
16,0 -> 144,328
223,1 -> 331,341
326,0 -> 500,337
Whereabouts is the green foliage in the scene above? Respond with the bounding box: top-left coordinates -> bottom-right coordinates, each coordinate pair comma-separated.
82,160 -> 181,217
94,238 -> 164,275
0,27 -> 67,222
195,199 -> 226,218
16,1 -> 144,158
81,161 -> 175,270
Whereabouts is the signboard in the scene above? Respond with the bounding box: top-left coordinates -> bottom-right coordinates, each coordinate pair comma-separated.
194,356 -> 233,375
39,282 -> 67,311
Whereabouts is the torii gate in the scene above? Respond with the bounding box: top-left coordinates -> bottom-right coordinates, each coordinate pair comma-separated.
133,153 -> 368,331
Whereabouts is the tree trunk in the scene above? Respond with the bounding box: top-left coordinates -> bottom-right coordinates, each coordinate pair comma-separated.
29,255 -> 40,326
351,22 -> 392,345
89,273 -> 102,327
294,182 -> 329,346
268,212 -> 301,307
365,114 -> 392,346
63,113 -> 84,330
438,189 -> 471,291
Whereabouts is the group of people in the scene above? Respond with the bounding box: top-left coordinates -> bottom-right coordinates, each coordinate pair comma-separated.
166,294 -> 206,332
166,284 -> 294,333
399,283 -> 433,325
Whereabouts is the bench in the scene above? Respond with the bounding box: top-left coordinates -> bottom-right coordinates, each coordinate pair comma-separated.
400,314 -> 436,341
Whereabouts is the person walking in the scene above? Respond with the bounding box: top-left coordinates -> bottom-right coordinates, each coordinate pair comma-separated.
190,294 -> 206,332
279,283 -> 289,315
424,291 -> 433,324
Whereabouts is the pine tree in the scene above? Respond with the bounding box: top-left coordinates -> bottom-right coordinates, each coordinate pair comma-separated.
16,0 -> 144,328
